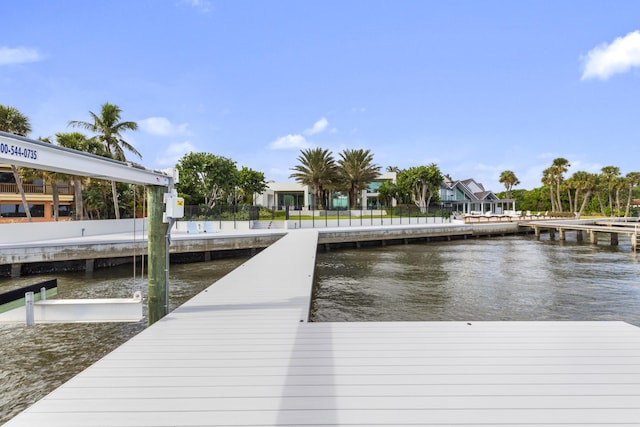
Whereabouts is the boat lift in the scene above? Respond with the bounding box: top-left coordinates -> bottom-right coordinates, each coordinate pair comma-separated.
0,131 -> 183,325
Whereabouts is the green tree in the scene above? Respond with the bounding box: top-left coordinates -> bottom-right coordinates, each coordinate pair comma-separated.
498,170 -> 520,201
176,152 -> 239,208
377,181 -> 397,208
0,104 -> 33,221
237,166 -> 268,205
566,171 -> 597,218
624,172 -> 640,217
396,164 -> 443,214
599,166 -> 621,216
551,158 -> 570,212
289,148 -> 337,209
541,167 -> 556,212
337,148 -> 381,208
55,132 -> 105,219
69,102 -> 139,219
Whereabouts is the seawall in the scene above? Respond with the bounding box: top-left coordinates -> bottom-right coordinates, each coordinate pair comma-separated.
0,221 -> 527,277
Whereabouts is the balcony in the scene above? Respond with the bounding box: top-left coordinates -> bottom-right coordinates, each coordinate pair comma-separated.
0,182 -> 73,195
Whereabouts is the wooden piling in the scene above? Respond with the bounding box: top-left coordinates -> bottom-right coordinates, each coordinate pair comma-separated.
147,185 -> 168,325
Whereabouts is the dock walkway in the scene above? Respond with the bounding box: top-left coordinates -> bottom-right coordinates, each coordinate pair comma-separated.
5,228 -> 640,426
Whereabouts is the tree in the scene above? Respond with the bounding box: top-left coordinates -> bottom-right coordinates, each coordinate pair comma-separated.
69,102 -> 139,219
337,148 -> 381,208
237,166 -> 268,205
176,152 -> 239,208
499,170 -> 520,201
55,132 -> 105,219
624,172 -> 640,217
541,167 -> 556,212
566,171 -> 597,218
599,166 -> 621,216
551,158 -> 570,212
396,164 -> 443,214
289,148 -> 337,209
0,104 -> 33,221
377,181 -> 397,208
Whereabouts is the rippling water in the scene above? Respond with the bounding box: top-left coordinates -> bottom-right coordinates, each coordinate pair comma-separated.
310,234 -> 640,325
2,233 -> 640,424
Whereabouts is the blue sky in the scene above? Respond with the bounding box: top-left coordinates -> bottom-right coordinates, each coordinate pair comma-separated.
2,0 -> 640,192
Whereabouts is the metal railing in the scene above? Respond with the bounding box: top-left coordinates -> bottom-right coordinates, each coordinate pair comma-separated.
182,204 -> 453,229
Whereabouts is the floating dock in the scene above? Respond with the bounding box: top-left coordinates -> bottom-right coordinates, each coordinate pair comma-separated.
5,228 -> 640,426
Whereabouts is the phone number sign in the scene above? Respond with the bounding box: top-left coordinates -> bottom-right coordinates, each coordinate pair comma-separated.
0,141 -> 38,160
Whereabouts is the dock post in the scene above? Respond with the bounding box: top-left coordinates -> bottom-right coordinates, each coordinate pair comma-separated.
632,233 -> 638,252
148,185 -> 169,325
533,226 -> 540,237
576,230 -> 583,242
10,263 -> 21,278
85,259 -> 95,273
25,291 -> 34,326
610,232 -> 619,246
558,228 -> 566,241
548,228 -> 555,240
590,230 -> 597,245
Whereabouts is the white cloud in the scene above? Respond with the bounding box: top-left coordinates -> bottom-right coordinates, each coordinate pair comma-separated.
181,0 -> 213,13
304,117 -> 329,136
581,30 -> 640,80
139,117 -> 189,136
0,46 -> 43,65
154,141 -> 196,167
269,134 -> 311,150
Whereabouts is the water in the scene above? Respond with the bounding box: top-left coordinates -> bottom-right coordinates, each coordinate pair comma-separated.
3,234 -> 640,424
310,234 -> 640,324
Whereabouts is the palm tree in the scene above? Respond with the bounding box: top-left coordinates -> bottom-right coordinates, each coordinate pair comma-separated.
551,158 -> 570,212
289,148 -> 337,209
337,148 -> 381,209
567,171 -> 597,218
624,172 -> 640,217
56,132 -> 106,219
600,166 -> 620,216
498,170 -> 520,201
69,103 -> 139,219
541,167 -> 556,212
0,104 -> 33,221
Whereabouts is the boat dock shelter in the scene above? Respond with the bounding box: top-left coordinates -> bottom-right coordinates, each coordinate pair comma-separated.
5,228 -> 640,426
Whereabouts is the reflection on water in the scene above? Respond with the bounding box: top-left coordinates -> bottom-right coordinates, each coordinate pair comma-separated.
311,235 -> 640,325
0,257 -> 246,425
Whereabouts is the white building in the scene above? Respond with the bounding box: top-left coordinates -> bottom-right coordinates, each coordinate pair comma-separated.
255,172 -> 397,211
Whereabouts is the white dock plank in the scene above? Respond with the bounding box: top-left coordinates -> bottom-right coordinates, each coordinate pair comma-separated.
5,229 -> 640,427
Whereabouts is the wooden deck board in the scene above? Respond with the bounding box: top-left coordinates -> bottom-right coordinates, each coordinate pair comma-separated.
5,229 -> 640,426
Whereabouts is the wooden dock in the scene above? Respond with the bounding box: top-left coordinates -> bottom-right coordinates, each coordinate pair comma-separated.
5,229 -> 640,426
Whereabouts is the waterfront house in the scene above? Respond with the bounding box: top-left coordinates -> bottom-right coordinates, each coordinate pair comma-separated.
0,164 -> 74,222
440,175 -> 515,215
255,171 -> 397,211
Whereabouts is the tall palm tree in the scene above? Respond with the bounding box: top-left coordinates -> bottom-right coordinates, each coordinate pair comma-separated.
567,171 -> 597,218
498,170 -> 520,201
289,148 -> 337,209
541,167 -> 556,212
0,104 -> 33,221
69,103 -> 139,219
600,166 -> 620,216
337,148 -> 381,209
56,132 -> 106,220
624,171 -> 640,217
551,158 -> 570,212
